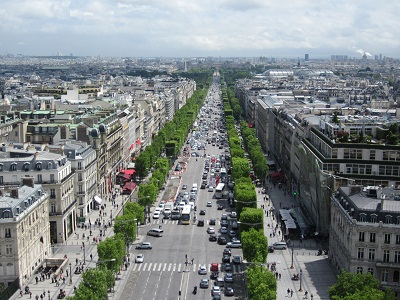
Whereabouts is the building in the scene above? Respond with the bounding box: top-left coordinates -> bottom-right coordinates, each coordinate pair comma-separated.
0,178 -> 50,287
330,185 -> 400,297
0,144 -> 75,243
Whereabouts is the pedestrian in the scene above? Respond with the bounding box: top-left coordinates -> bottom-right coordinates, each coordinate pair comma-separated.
20,289 -> 23,297
287,288 -> 290,296
279,273 -> 281,280
311,294 -> 313,300
90,254 -> 93,261
191,258 -> 194,265
29,291 -> 32,298
291,289 -> 293,297
66,269 -> 69,276
35,295 -> 39,300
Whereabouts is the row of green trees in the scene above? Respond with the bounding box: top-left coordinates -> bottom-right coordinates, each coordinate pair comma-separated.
220,74 -> 276,300
134,72 -> 213,207
67,202 -> 145,300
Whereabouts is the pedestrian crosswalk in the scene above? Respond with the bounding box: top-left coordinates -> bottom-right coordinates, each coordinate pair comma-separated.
131,262 -> 243,273
149,219 -> 180,225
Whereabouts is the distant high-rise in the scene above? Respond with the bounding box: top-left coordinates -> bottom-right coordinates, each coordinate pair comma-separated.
305,54 -> 309,61
379,54 -> 382,60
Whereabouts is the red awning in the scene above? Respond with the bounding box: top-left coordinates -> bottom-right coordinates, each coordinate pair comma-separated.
136,139 -> 141,145
129,143 -> 135,150
119,169 -> 135,175
122,182 -> 136,191
271,172 -> 284,178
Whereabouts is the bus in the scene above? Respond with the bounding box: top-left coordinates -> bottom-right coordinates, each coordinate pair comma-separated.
215,183 -> 225,199
180,205 -> 192,225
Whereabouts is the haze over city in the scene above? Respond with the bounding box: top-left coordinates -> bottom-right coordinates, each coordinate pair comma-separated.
1,0 -> 400,58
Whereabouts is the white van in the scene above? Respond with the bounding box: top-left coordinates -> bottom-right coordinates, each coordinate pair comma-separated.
191,183 -> 198,193
147,228 -> 163,237
272,242 -> 287,250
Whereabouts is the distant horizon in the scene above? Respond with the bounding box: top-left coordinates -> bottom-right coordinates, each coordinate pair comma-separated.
1,1 -> 399,60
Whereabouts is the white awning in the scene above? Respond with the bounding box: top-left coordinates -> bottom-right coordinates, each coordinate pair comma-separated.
94,196 -> 102,204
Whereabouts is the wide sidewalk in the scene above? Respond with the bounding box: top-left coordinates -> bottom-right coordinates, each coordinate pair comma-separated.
257,181 -> 338,300
10,185 -> 146,300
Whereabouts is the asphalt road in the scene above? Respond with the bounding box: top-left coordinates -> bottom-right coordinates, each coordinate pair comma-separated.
120,83 -> 244,300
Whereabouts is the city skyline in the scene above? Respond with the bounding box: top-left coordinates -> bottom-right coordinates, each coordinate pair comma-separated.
1,0 -> 400,58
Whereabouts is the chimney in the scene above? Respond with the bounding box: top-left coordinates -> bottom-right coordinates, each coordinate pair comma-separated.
380,193 -> 385,210
22,176 -> 35,188
11,189 -> 19,199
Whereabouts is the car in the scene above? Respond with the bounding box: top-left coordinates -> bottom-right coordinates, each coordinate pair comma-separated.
225,286 -> 235,296
228,230 -> 236,238
223,248 -> 232,256
232,255 -> 242,264
222,255 -> 230,263
212,294 -> 221,300
224,263 -> 232,272
268,246 -> 275,253
224,273 -> 233,283
198,265 -> 207,275
197,220 -> 205,227
221,214 -> 228,220
211,286 -> 221,296
210,263 -> 219,272
152,211 -> 160,219
230,212 -> 237,219
199,210 -> 206,215
135,254 -> 144,263
208,186 -> 214,192
207,227 -> 215,234
273,242 -> 288,250
209,218 -> 216,225
231,221 -> 238,230
209,234 -> 217,241
221,220 -> 229,227
182,184 -> 187,190
136,242 -> 152,249
206,201 -> 212,207
217,204 -> 224,210
227,240 -> 242,248
200,183 -> 206,189
220,227 -> 228,234
217,236 -> 227,245
200,278 -> 209,288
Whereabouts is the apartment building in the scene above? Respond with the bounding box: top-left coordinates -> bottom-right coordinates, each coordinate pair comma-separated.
0,178 -> 50,287
0,145 -> 75,243
330,185 -> 400,296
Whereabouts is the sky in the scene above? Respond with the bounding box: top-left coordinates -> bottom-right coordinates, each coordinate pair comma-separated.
1,0 -> 400,58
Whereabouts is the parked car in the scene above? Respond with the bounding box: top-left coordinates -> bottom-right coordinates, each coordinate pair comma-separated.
268,246 -> 275,253
228,230 -> 236,238
232,255 -> 242,264
224,273 -> 233,283
225,286 -> 235,296
273,242 -> 287,250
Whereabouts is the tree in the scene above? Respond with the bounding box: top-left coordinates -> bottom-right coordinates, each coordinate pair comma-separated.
114,215 -> 137,249
97,235 -> 125,274
124,202 -> 145,224
328,270 -> 395,300
246,265 -> 276,300
241,228 -> 268,263
239,208 -> 264,232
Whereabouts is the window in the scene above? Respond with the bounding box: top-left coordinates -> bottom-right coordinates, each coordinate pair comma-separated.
384,234 -> 391,244
370,150 -> 376,160
5,228 -> 11,238
0,164 -> 2,171
367,268 -> 374,275
50,203 -> 56,214
396,235 -> 400,245
50,189 -> 56,198
78,173 -> 83,181
368,249 -> 375,261
50,174 -> 55,183
36,162 -> 42,170
357,248 -> 364,259
397,217 -> 400,225
5,244 -> 12,255
10,163 -> 16,171
47,162 -> 52,169
359,213 -> 366,222
395,251 -> 400,264
0,176 -> 3,184
394,270 -> 400,283
37,174 -> 42,183
3,210 -> 11,218
359,232 -> 365,242
382,269 -> 389,283
383,250 -> 390,262
371,214 -> 378,223
370,233 -> 376,243
385,215 -> 392,224
356,267 -> 363,274
78,162 -> 82,170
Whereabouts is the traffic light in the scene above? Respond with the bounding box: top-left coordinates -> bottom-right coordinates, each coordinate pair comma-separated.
293,191 -> 297,196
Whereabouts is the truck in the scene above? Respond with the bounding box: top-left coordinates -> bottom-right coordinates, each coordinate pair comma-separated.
163,201 -> 174,218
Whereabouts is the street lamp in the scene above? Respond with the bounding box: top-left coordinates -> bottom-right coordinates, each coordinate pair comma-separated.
236,221 -> 264,226
82,242 -> 86,265
299,269 -> 303,292
69,262 -> 72,285
290,245 -> 294,269
233,200 -> 257,206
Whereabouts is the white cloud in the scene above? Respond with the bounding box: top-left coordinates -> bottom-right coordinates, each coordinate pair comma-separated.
0,0 -> 399,57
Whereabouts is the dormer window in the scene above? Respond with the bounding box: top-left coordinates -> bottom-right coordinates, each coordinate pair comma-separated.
47,162 -> 52,169
10,163 -> 17,171
36,162 -> 42,171
385,215 -> 393,224
3,210 -> 11,219
359,213 -> 367,222
23,162 -> 30,171
0,164 -> 3,171
371,214 -> 378,223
